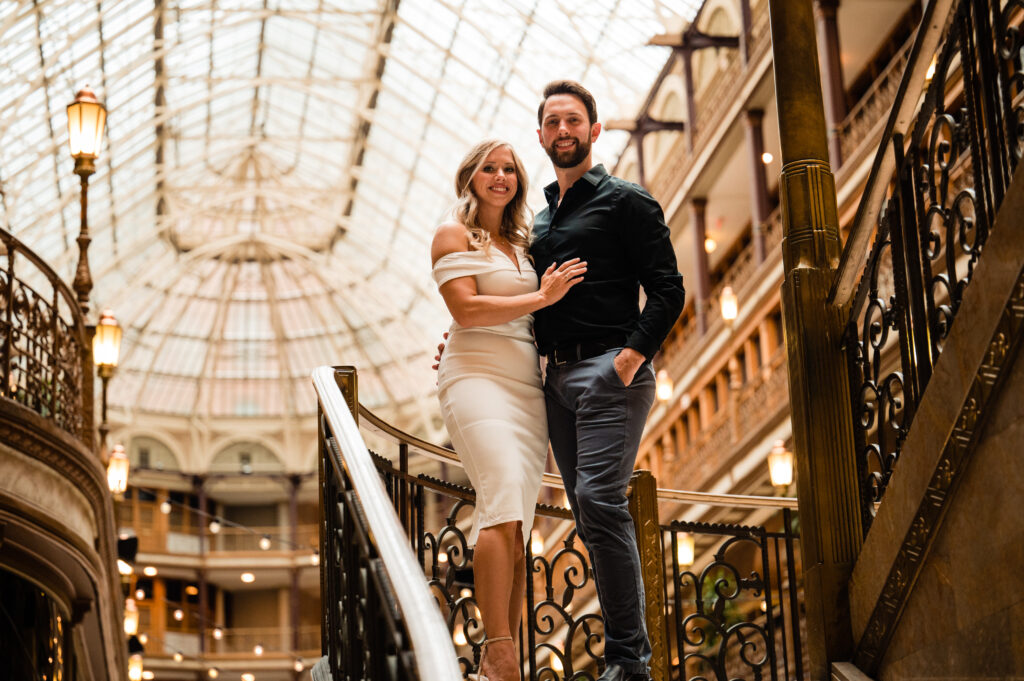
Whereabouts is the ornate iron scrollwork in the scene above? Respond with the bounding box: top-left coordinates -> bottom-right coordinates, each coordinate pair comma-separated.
843,0 -> 1024,529
1,229 -> 87,441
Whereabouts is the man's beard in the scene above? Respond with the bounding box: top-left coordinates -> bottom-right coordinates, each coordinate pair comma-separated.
545,134 -> 591,168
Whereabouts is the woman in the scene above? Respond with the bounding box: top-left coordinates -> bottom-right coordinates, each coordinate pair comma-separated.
431,139 -> 586,681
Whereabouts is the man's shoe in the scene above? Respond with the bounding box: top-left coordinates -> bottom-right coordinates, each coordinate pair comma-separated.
596,663 -> 650,681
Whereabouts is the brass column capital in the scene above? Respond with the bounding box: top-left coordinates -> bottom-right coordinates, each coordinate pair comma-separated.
779,158 -> 841,273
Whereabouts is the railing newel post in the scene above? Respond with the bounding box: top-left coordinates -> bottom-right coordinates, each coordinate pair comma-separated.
627,469 -> 669,681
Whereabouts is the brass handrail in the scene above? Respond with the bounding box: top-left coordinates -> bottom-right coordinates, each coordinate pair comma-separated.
358,401 -> 797,510
313,365 -> 462,680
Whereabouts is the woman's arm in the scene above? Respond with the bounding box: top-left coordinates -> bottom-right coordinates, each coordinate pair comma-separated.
431,222 -> 586,328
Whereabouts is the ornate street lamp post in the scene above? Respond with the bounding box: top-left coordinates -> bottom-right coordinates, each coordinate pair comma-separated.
66,85 -> 107,317
93,309 -> 122,452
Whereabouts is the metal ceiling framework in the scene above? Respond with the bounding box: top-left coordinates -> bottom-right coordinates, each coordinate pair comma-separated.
0,0 -> 700,439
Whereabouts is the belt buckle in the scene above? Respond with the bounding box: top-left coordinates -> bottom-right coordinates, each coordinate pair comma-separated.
552,343 -> 581,366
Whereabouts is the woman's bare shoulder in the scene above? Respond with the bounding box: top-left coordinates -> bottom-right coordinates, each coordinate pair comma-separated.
431,221 -> 471,265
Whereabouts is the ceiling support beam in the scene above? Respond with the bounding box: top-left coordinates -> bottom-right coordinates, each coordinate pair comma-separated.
338,0 -> 400,236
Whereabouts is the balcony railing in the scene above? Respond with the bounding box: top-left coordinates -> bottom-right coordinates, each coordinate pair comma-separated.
204,625 -> 321,655
0,227 -> 90,443
313,365 -> 804,681
835,0 -> 1023,529
836,35 -> 914,165
662,209 -> 783,384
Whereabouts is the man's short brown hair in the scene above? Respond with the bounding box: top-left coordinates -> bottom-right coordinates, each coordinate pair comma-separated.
537,80 -> 598,127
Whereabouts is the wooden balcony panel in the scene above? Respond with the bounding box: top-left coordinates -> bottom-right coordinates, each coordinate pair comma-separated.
658,347 -> 788,493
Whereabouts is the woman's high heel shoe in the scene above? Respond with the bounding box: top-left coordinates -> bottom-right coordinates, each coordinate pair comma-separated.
468,635 -> 514,681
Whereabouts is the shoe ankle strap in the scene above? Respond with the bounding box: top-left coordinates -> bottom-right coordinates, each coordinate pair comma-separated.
482,635 -> 513,647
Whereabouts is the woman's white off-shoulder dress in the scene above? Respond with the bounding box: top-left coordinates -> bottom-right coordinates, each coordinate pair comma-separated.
432,246 -> 548,546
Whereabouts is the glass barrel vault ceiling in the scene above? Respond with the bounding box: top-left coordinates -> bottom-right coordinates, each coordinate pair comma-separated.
0,0 -> 700,437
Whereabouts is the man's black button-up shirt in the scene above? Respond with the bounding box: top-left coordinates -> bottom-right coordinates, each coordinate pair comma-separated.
530,164 -> 685,359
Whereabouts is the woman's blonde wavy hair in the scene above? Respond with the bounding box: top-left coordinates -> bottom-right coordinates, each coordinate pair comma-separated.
452,139 -> 533,253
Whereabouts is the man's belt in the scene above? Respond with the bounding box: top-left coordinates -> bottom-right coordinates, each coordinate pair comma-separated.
546,335 -> 627,367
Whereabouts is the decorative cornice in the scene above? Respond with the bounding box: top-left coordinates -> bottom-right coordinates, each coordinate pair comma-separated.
0,398 -> 107,514
853,265 -> 1024,672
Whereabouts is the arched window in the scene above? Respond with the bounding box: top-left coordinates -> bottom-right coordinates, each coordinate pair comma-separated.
694,5 -> 739,96
129,436 -> 181,472
210,441 -> 284,475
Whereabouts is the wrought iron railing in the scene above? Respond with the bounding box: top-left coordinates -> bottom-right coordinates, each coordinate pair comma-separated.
315,365 -> 805,681
0,226 -> 90,443
834,0 -> 1023,531
662,511 -> 803,681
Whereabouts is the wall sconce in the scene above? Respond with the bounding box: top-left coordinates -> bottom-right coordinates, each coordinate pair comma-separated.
655,369 -> 673,401
127,634 -> 145,681
768,439 -> 794,489
720,285 -> 738,327
124,597 -> 139,635
676,532 -> 695,567
127,654 -> 143,681
106,443 -> 129,494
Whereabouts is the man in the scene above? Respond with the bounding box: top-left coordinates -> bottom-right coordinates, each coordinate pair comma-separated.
530,80 -> 684,681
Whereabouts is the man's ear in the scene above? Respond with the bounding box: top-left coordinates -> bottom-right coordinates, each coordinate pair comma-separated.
591,122 -> 602,142
537,128 -> 544,146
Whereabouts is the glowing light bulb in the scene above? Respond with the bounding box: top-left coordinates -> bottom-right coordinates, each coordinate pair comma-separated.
143,566 -> 157,577
768,440 -> 794,488
704,236 -> 717,253
173,608 -> 184,621
656,369 -> 673,402
258,535 -> 272,551
677,532 -> 695,567
530,529 -> 544,555
720,286 -> 738,323
761,151 -> 773,165
240,572 -> 255,583
253,644 -> 264,656
453,625 -> 467,646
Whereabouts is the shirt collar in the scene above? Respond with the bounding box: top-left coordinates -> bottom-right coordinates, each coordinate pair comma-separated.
543,164 -> 608,205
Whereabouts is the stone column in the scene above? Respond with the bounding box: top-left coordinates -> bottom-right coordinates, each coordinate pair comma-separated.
690,198 -> 711,334
814,0 -> 847,168
744,109 -> 771,263
740,0 -> 753,63
768,0 -> 863,677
